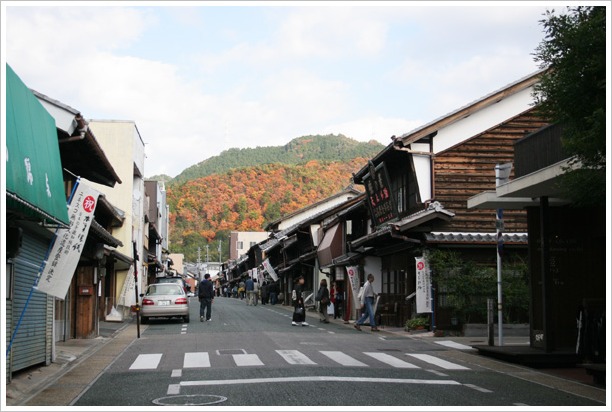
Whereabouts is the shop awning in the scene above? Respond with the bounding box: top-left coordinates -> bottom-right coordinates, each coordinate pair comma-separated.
6,64 -> 69,227
317,223 -> 343,268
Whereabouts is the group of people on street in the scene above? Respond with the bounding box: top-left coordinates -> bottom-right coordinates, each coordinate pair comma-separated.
198,271 -> 378,331
291,273 -> 378,331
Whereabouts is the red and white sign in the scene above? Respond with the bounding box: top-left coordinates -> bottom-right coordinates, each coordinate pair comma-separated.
415,256 -> 432,313
38,183 -> 100,299
346,265 -> 360,310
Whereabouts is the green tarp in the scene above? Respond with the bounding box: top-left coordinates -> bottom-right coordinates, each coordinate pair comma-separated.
6,64 -> 69,226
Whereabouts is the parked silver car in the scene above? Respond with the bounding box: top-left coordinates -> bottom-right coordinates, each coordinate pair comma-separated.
140,283 -> 190,323
156,276 -> 190,294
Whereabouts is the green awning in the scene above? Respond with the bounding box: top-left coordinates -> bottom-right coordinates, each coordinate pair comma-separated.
6,64 -> 70,226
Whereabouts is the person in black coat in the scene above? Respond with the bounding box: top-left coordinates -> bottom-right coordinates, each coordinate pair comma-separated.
291,276 -> 308,326
316,278 -> 330,324
198,273 -> 214,322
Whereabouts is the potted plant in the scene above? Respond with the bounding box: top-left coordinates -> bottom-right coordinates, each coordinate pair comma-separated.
405,317 -> 429,331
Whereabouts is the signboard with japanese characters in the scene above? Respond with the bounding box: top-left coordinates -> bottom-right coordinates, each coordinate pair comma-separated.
363,161 -> 398,226
346,265 -> 360,310
415,256 -> 433,313
262,258 -> 278,282
38,183 -> 100,299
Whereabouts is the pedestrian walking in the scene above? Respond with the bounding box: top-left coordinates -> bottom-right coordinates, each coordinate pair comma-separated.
269,281 -> 279,305
330,281 -> 343,319
291,275 -> 308,326
316,278 -> 331,324
245,276 -> 255,305
252,278 -> 259,306
354,274 -> 379,331
261,281 -> 269,305
198,273 -> 215,322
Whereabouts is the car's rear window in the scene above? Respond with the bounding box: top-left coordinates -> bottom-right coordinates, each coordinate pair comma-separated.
146,284 -> 183,295
157,278 -> 181,284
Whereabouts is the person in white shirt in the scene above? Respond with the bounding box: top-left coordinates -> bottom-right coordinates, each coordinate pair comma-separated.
353,274 -> 379,332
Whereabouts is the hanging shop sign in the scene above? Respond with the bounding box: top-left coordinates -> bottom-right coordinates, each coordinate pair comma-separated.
37,182 -> 100,299
262,258 -> 278,282
363,161 -> 398,226
415,256 -> 432,313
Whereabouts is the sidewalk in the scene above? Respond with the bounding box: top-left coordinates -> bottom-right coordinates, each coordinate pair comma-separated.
4,308 -> 607,407
5,320 -> 140,407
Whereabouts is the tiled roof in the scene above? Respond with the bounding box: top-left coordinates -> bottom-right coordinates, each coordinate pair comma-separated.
425,232 -> 528,244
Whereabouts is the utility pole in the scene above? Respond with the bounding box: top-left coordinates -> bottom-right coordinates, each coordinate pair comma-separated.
197,247 -> 202,280
495,163 -> 512,347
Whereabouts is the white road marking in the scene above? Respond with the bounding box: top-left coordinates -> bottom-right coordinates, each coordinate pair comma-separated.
363,352 -> 419,368
181,376 -> 462,386
167,384 -> 181,395
406,354 -> 469,370
129,353 -> 162,370
233,353 -> 264,366
183,352 -> 210,368
426,369 -> 449,377
276,350 -> 317,365
171,369 -> 182,378
434,340 -> 474,350
464,383 -> 493,393
320,351 -> 368,367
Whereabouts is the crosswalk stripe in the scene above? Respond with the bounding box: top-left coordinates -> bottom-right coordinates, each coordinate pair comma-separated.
406,353 -> 469,370
130,350 -> 471,371
434,340 -> 474,350
363,352 -> 419,368
233,354 -> 264,366
276,350 -> 317,365
129,353 -> 162,370
183,352 -> 211,368
320,351 -> 368,367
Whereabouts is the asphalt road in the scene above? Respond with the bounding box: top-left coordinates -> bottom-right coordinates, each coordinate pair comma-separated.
72,296 -> 604,407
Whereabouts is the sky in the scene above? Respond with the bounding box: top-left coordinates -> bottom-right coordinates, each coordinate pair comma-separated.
2,1 -> 562,178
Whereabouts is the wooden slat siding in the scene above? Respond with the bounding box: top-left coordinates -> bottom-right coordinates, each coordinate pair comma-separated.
76,266 -> 95,339
433,110 -> 549,233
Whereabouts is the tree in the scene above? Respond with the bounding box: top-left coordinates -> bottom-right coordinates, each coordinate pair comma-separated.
532,6 -> 606,206
427,249 -> 529,324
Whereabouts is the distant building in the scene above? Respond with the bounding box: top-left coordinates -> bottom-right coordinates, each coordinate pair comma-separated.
229,231 -> 270,260
87,120 -> 147,318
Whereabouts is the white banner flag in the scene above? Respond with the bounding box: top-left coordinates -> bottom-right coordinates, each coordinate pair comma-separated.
415,256 -> 432,313
346,265 -> 360,310
38,183 -> 100,299
262,258 -> 278,282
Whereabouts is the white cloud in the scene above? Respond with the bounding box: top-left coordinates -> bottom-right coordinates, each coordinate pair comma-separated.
278,7 -> 388,58
4,3 -> 552,178
323,116 -> 423,145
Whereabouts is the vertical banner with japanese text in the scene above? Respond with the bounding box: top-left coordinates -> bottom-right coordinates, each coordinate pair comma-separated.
346,265 -> 360,310
38,183 -> 100,299
262,258 -> 278,282
415,256 -> 433,313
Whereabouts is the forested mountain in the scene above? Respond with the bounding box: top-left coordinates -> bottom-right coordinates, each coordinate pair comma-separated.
166,159 -> 367,260
164,134 -> 385,261
171,134 -> 384,183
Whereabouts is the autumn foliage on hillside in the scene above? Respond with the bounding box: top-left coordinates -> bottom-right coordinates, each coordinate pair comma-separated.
167,159 -> 366,257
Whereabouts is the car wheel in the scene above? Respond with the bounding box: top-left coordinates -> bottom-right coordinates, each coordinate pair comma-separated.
141,316 -> 148,324
184,314 -> 190,323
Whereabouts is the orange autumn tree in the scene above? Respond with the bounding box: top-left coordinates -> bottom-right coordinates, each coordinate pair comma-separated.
167,159 -> 365,260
